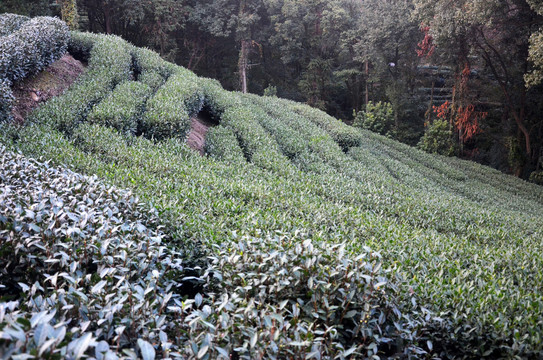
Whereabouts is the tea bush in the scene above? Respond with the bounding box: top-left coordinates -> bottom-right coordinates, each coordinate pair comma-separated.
88,81 -> 153,135
30,34 -> 134,133
181,234 -> 426,359
0,147 -> 183,359
3,30 -> 543,359
67,31 -> 101,61
0,16 -> 69,83
0,15 -> 69,121
141,71 -> 203,140
0,13 -> 29,36
290,102 -> 363,151
0,79 -> 14,122
204,125 -> 246,163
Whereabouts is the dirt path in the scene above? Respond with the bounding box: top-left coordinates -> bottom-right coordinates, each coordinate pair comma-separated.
186,115 -> 216,155
12,54 -> 85,123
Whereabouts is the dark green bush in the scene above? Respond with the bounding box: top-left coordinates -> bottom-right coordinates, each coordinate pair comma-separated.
0,79 -> 14,122
88,81 -> 152,134
529,170 -> 543,185
0,16 -> 69,83
201,78 -> 242,122
353,101 -> 395,137
417,119 -> 456,156
0,13 -> 29,36
67,31 -> 100,61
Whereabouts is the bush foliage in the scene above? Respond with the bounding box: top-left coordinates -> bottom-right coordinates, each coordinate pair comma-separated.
2,29 -> 543,359
0,14 -> 69,121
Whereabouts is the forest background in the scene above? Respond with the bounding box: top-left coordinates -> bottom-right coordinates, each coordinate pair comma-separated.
3,0 -> 543,181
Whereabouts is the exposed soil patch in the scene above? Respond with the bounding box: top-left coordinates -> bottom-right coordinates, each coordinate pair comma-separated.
11,54 -> 85,124
186,110 -> 219,155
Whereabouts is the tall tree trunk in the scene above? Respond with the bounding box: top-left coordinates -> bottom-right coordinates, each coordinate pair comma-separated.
239,39 -> 249,93
365,61 -> 369,106
104,3 -> 112,34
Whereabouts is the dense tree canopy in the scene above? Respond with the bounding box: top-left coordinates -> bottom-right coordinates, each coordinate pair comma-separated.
3,0 -> 543,179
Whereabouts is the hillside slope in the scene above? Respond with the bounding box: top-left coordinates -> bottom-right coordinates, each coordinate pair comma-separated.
1,29 -> 543,359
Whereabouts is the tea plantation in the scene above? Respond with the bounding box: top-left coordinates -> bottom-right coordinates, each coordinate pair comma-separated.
1,17 -> 543,359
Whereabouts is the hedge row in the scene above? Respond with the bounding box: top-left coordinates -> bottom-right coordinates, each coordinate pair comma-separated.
0,13 -> 29,37
88,80 -> 153,135
0,15 -> 69,122
30,34 -> 134,133
290,102 -> 364,151
0,79 -> 14,122
0,16 -> 69,83
67,30 -> 101,61
204,125 -> 246,163
141,70 -> 203,140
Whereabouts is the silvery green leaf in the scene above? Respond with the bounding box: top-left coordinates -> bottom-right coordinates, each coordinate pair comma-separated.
138,339 -> 156,360
195,293 -> 203,307
18,282 -> 30,292
250,332 -> 258,348
216,346 -> 229,358
91,280 -> 107,294
71,332 -> 93,359
39,338 -> 58,357
11,355 -> 36,360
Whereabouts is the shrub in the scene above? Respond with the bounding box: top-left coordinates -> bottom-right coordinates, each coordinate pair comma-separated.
0,147 -> 184,359
181,234 -> 426,359
88,81 -> 153,134
0,13 -> 29,36
291,103 -> 363,151
131,47 -> 178,82
30,35 -> 134,133
68,31 -> 100,61
353,101 -> 395,137
0,79 -> 14,122
204,125 -> 246,163
0,16 -> 69,83
417,119 -> 456,156
529,170 -> 543,185
201,78 -> 242,122
141,71 -> 203,140
88,35 -> 133,86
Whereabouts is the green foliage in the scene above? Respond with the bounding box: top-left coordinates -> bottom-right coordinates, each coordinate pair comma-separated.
0,14 -> 69,121
529,170 -> 543,185
3,30 -> 543,359
291,102 -> 363,151
0,13 -> 29,36
60,0 -> 78,30
204,125 -> 245,163
87,81 -> 152,135
141,70 -> 203,140
417,119 -> 456,156
67,31 -> 100,61
0,15 -> 69,83
185,236 -> 422,359
0,79 -> 14,122
263,84 -> 277,97
0,146 -> 182,359
30,34 -> 133,133
353,101 -> 395,137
